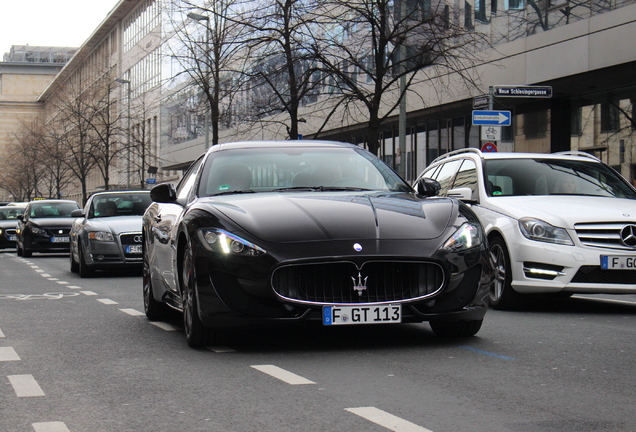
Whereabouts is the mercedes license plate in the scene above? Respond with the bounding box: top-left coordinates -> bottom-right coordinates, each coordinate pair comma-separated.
126,245 -> 143,254
51,236 -> 69,243
323,305 -> 401,325
601,255 -> 636,269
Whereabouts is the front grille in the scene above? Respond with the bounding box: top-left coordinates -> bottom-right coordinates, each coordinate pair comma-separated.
272,261 -> 444,304
44,228 -> 71,236
575,222 -> 636,250
571,265 -> 636,284
120,232 -> 143,259
5,229 -> 16,235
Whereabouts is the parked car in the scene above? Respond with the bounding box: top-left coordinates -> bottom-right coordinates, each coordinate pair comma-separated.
70,191 -> 152,277
16,200 -> 81,257
143,140 -> 492,347
415,148 -> 636,309
0,205 -> 26,249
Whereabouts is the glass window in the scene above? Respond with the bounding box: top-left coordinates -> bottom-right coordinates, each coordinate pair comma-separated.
433,159 -> 462,195
452,159 -> 479,200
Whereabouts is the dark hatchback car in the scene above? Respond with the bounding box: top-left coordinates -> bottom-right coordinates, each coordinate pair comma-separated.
0,206 -> 26,249
70,191 -> 152,277
143,141 -> 492,347
16,200 -> 81,257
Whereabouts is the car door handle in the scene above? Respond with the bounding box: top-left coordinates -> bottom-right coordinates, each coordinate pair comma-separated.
154,215 -> 162,223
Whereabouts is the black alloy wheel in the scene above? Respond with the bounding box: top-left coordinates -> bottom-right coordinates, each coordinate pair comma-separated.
488,236 -> 525,310
181,242 -> 211,348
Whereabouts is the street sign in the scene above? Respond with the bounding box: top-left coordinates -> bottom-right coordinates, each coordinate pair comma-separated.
481,142 -> 498,153
146,178 -> 157,184
472,110 -> 511,126
481,126 -> 501,141
473,94 -> 490,109
493,85 -> 552,98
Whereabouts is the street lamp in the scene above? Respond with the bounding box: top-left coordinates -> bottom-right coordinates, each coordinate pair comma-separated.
187,11 -> 211,149
115,78 -> 132,188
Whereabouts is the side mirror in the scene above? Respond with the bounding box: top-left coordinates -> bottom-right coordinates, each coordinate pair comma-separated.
447,187 -> 474,202
150,183 -> 177,203
17,214 -> 24,221
71,209 -> 84,218
415,178 -> 441,197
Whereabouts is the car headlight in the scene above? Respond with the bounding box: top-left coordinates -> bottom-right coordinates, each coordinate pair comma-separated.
88,231 -> 115,242
519,218 -> 573,245
31,226 -> 47,235
443,223 -> 483,252
197,229 -> 266,257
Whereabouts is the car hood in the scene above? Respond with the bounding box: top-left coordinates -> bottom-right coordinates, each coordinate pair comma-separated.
199,192 -> 455,243
30,217 -> 76,227
484,195 -> 636,228
87,216 -> 142,234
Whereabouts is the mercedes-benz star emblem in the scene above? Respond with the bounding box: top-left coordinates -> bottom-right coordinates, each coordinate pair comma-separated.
620,224 -> 636,247
353,243 -> 362,252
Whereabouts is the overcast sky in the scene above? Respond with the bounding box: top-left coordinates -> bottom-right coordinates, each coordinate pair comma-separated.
0,0 -> 121,56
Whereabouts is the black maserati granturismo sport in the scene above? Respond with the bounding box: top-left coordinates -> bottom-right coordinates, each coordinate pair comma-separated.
143,140 -> 493,347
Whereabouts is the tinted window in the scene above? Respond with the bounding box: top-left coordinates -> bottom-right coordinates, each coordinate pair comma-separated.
484,158 -> 636,198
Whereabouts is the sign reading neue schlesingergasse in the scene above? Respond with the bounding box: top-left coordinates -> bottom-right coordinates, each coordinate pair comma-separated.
492,85 -> 553,98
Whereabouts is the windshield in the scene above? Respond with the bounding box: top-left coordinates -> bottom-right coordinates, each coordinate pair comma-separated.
484,158 -> 636,199
90,193 -> 152,218
0,207 -> 25,220
198,147 -> 410,197
30,202 -> 80,218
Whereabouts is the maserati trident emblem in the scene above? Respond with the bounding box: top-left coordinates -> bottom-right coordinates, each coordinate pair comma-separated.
620,224 -> 636,247
351,272 -> 368,296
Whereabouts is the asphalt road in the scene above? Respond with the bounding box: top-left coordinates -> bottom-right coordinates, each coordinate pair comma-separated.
1,251 -> 635,432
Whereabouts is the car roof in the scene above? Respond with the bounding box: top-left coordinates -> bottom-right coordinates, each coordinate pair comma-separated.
209,140 -> 359,153
28,199 -> 79,205
431,148 -> 602,164
89,190 -> 150,197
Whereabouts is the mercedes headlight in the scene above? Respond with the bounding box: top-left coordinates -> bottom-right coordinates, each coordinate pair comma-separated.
197,229 -> 266,257
88,231 -> 115,242
519,218 -> 573,245
443,223 -> 483,252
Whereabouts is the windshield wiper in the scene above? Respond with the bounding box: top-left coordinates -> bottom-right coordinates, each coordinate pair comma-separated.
209,190 -> 256,196
274,186 -> 372,192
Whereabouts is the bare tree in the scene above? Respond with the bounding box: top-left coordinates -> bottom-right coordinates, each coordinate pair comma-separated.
308,0 -> 490,155
165,0 -> 250,146
0,123 -> 42,201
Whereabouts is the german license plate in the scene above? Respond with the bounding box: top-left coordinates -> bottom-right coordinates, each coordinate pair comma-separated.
323,305 -> 401,325
51,237 -> 69,243
601,255 -> 636,269
8,235 -> 16,241
126,245 -> 142,254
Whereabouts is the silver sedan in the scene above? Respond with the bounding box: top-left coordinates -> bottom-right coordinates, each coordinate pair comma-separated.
70,191 -> 151,277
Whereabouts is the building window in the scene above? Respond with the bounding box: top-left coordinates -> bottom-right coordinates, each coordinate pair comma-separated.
505,0 -> 525,10
571,106 -> 582,136
524,110 -> 547,138
464,2 -> 474,29
601,102 -> 620,132
475,0 -> 488,22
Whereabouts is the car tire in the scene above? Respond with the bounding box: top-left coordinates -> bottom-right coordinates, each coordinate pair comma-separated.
430,319 -> 483,337
143,248 -> 170,321
488,236 -> 525,310
181,242 -> 211,348
16,242 -> 23,257
78,243 -> 94,278
70,245 -> 79,273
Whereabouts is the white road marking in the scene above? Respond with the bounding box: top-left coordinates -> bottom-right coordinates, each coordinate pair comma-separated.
56,281 -> 69,285
97,299 -> 118,305
345,407 -> 434,432
149,321 -> 179,331
35,269 -> 44,273
30,266 -> 39,269
32,422 -> 70,432
67,285 -> 81,289
251,365 -> 315,385
0,328 -> 4,338
47,278 -> 59,281
120,308 -> 145,316
40,274 -> 51,277
80,291 -> 98,296
8,374 -> 45,397
207,346 -> 236,353
0,346 -> 20,361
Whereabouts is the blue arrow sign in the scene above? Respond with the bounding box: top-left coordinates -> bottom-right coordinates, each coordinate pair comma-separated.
472,110 -> 511,126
